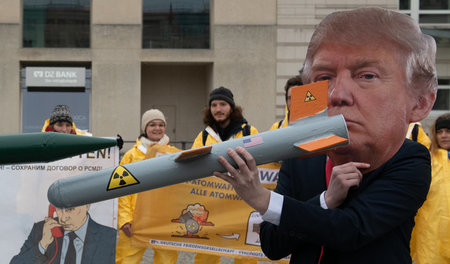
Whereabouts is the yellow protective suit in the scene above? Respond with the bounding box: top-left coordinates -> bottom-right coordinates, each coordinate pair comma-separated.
41,119 -> 92,136
192,124 -> 259,264
263,114 -> 288,189
269,114 -> 288,131
192,124 -> 259,148
115,138 -> 178,264
406,122 -> 431,149
410,148 -> 450,263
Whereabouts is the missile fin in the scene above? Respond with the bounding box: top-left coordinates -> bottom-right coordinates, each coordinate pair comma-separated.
289,80 -> 328,123
175,146 -> 212,162
295,135 -> 348,152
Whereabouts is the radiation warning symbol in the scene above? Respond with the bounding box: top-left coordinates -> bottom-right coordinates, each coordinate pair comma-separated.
107,166 -> 140,191
304,91 -> 317,102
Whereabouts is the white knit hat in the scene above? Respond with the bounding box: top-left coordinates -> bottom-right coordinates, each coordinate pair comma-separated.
141,109 -> 166,132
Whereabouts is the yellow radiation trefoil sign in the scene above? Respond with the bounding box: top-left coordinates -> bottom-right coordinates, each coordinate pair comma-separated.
304,91 -> 317,102
107,166 -> 139,190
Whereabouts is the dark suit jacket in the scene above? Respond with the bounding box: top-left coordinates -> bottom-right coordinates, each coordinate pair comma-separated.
260,140 -> 431,263
10,215 -> 116,264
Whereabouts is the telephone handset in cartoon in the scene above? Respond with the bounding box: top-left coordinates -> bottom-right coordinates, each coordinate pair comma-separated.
48,204 -> 63,238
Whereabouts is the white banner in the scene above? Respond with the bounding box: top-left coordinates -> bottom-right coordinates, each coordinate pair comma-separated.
0,147 -> 119,263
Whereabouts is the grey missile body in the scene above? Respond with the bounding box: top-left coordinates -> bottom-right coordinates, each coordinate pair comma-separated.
48,113 -> 348,208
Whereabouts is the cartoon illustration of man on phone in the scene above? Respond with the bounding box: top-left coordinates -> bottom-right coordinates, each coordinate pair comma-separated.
10,204 -> 116,263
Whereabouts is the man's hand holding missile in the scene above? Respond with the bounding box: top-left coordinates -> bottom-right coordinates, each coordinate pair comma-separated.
214,146 -> 271,215
215,146 -> 370,212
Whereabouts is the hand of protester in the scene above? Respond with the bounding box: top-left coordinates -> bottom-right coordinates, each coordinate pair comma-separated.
213,146 -> 271,214
40,217 -> 62,250
325,162 -> 370,209
116,134 -> 124,150
121,223 -> 133,237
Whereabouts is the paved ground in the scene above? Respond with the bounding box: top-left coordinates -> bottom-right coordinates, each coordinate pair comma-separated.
141,248 -> 278,264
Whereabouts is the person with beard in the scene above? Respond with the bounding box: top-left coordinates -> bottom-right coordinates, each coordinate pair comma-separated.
191,86 -> 258,264
192,87 -> 258,149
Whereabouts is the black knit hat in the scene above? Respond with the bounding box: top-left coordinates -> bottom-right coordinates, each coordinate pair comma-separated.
209,86 -> 235,107
49,105 -> 73,125
436,116 -> 450,131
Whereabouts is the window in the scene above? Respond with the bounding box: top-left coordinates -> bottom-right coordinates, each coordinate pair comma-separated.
433,79 -> 450,110
400,0 -> 450,111
21,67 -> 91,133
23,0 -> 90,48
142,0 -> 210,49
399,0 -> 450,24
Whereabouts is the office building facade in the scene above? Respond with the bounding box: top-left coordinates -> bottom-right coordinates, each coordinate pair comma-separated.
0,0 -> 448,150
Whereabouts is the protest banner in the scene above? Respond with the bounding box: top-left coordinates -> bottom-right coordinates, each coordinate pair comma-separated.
1,147 -> 119,263
131,145 -> 288,262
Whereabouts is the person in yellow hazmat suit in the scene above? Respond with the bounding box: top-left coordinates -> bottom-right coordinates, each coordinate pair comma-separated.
116,109 -> 178,264
410,112 -> 450,263
192,87 -> 258,147
406,121 -> 431,149
262,76 -> 305,191
269,75 -> 303,130
42,104 -> 92,136
191,87 -> 258,264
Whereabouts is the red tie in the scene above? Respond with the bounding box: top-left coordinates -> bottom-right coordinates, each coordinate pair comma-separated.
319,157 -> 334,263
325,158 -> 334,187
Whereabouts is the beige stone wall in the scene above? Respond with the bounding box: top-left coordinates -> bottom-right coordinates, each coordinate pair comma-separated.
141,64 -> 209,147
0,0 -> 446,141
274,0 -> 449,134
90,24 -> 141,142
0,0 -> 20,23
214,0 -> 276,25
0,1 -> 20,133
0,21 -> 20,133
92,0 -> 141,25
275,0 -> 398,120
212,25 -> 276,131
90,0 -> 142,141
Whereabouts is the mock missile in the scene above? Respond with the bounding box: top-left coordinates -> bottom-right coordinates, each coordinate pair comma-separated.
0,132 -> 119,164
48,81 -> 349,208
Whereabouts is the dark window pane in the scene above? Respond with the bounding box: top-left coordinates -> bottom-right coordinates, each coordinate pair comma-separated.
143,0 -> 210,49
21,68 -> 91,132
439,79 -> 450,85
420,0 -> 449,10
23,0 -> 90,48
420,14 -> 450,23
400,0 -> 411,10
433,89 -> 450,110
422,28 -> 450,45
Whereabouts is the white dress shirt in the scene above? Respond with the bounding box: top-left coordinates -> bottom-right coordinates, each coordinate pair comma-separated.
262,191 -> 328,226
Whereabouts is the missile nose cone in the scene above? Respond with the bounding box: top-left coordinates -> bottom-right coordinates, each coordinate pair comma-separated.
0,132 -> 119,164
48,181 -> 65,208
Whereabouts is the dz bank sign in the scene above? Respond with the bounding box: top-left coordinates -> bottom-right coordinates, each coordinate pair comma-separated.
26,67 -> 86,87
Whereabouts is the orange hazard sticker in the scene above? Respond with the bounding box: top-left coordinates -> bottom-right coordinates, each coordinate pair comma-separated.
289,80 -> 328,123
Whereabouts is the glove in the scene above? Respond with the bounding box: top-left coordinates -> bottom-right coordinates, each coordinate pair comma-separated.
116,134 -> 124,150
